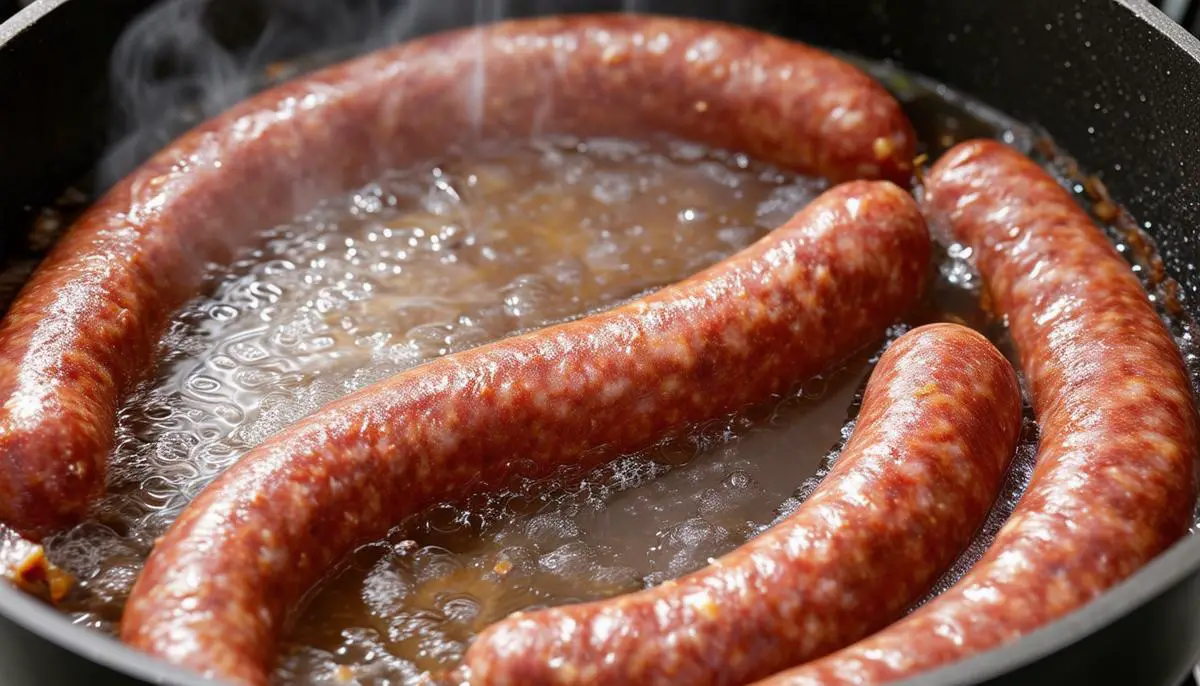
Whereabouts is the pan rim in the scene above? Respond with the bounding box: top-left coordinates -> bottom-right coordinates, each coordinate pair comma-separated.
882,7 -> 1200,685
2,0 -> 1200,684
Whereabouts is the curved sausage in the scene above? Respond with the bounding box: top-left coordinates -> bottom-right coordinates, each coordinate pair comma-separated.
120,180 -> 930,686
0,14 -> 916,540
756,139 -> 1199,686
459,322 -> 1022,686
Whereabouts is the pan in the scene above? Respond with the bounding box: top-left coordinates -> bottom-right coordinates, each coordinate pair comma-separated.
1,0 -> 1199,684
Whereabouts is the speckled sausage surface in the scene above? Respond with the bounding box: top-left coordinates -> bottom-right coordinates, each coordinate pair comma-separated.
0,13 -> 916,540
120,181 -> 930,686
757,139 -> 1200,686
460,322 -> 1022,686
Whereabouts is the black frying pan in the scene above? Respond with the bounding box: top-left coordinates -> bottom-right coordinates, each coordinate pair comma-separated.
2,0 -> 1200,684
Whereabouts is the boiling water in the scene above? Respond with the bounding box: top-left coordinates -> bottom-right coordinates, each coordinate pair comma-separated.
39,127 -> 1013,683
49,136 -> 843,642
6,58 -> 1190,686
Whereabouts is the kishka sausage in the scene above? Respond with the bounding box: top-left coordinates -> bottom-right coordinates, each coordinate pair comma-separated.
757,139 -> 1199,686
0,14 -> 916,540
120,180 -> 930,686
460,322 -> 1022,686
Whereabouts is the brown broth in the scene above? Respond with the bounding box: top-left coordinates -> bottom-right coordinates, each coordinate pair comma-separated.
0,57 -> 1187,686
50,135 -> 834,638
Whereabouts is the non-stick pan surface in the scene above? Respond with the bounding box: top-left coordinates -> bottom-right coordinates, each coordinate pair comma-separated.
3,0 -> 1200,684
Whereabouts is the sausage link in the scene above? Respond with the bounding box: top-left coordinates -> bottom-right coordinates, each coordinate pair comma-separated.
120,181 -> 930,686
460,322 -> 1022,686
0,14 -> 915,540
757,139 -> 1199,686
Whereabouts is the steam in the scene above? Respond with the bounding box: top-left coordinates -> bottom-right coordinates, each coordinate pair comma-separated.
99,0 -> 474,187
97,0 -> 753,189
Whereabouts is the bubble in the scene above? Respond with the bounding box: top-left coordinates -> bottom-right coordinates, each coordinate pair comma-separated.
440,594 -> 482,625
47,135 -> 825,681
698,161 -> 743,188
523,513 -> 583,550
755,180 -> 826,228
538,541 -> 600,579
651,516 -> 734,577
590,173 -> 635,205
361,557 -> 411,619
715,225 -> 758,248
352,187 -> 385,216
421,173 -> 464,217
501,274 -> 561,323
697,469 -> 764,520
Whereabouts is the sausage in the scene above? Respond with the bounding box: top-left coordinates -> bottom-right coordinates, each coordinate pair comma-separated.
755,139 -> 1200,686
0,14 -> 916,541
120,180 -> 930,686
458,322 -> 1022,686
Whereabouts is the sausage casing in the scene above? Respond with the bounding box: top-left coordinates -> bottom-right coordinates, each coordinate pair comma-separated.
0,14 -> 916,539
461,322 -> 1022,686
120,180 -> 930,686
758,139 -> 1199,686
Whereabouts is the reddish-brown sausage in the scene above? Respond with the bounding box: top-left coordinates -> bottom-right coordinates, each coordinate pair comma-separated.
0,14 -> 916,540
459,322 -> 1022,686
120,181 -> 930,686
756,139 -> 1199,686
